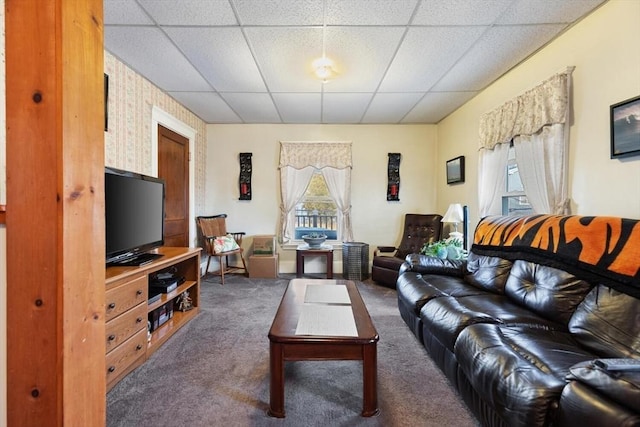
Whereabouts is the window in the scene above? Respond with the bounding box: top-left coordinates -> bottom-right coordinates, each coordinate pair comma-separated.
278,141 -> 353,244
294,171 -> 338,240
502,144 -> 534,216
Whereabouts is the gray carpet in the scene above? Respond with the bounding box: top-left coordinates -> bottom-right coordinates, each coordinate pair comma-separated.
107,274 -> 477,427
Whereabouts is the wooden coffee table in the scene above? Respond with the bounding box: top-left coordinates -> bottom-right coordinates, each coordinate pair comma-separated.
267,278 -> 379,418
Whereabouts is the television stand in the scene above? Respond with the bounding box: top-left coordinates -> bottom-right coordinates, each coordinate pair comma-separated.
105,247 -> 201,391
109,252 -> 164,267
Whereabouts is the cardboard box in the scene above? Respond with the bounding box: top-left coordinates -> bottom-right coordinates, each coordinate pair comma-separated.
253,235 -> 276,256
249,254 -> 279,278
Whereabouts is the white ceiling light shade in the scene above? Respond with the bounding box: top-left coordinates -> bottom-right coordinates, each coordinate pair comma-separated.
312,56 -> 337,83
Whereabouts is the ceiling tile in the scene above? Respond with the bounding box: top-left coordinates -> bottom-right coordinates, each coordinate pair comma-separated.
323,26 -> 406,92
222,93 -> 281,123
104,0 -> 606,124
379,26 -> 486,92
412,0 -> 512,25
137,0 -> 237,26
432,24 -> 566,92
164,27 -> 266,92
168,91 -> 242,123
322,93 -> 373,123
234,0 -> 323,25
402,91 -> 477,123
498,0 -> 606,24
272,93 -> 321,123
363,93 -> 425,123
246,27 -> 324,92
104,0 -> 154,25
326,0 -> 418,25
104,27 -> 213,91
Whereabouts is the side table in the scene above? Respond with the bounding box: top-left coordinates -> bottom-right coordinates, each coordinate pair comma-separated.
296,244 -> 333,279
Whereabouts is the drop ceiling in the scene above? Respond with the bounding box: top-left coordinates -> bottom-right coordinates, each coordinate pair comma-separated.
104,0 -> 605,124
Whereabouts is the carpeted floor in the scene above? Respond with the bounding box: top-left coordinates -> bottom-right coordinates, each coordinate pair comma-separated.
107,274 -> 478,427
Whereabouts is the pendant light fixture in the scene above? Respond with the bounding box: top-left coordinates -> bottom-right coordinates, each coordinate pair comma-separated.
313,3 -> 337,84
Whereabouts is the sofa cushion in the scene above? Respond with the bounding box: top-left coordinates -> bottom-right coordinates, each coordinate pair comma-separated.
420,294 -> 562,352
455,323 -> 596,427
464,251 -> 513,294
397,272 -> 446,316
398,273 -> 488,317
504,260 -> 594,325
402,253 -> 466,277
569,285 -> 640,358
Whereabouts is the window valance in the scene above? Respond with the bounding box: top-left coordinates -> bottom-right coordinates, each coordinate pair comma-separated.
479,68 -> 573,149
279,141 -> 352,169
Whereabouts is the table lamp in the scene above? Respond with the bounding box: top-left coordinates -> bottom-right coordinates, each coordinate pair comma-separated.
442,203 -> 464,240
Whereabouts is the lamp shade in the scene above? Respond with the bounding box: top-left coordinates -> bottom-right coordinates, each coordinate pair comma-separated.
442,203 -> 464,224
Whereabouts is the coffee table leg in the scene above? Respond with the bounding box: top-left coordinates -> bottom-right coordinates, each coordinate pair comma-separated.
268,342 -> 285,418
361,343 -> 379,417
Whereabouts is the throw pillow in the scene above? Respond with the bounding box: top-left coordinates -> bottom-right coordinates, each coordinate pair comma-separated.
213,234 -> 240,253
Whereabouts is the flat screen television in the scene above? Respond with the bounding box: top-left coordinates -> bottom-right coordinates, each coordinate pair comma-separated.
105,167 -> 165,266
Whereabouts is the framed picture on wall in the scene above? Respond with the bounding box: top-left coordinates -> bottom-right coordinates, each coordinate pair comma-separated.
104,73 -> 109,132
446,156 -> 465,184
610,95 -> 640,158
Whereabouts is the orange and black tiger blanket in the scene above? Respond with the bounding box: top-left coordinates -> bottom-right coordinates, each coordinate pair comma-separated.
472,215 -> 640,297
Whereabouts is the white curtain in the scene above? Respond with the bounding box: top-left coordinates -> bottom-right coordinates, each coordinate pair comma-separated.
514,123 -> 569,214
478,142 -> 510,217
321,167 -> 353,242
478,68 -> 573,216
278,166 -> 315,243
278,141 -> 353,243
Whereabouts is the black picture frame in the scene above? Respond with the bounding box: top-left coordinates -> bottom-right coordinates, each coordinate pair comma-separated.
104,73 -> 109,132
610,95 -> 640,159
446,156 -> 465,184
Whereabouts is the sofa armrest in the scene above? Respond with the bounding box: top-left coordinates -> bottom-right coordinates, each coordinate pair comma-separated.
374,246 -> 398,257
566,360 -> 640,412
401,253 -> 466,277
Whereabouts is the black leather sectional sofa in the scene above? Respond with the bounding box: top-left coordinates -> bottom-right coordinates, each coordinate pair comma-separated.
396,214 -> 640,427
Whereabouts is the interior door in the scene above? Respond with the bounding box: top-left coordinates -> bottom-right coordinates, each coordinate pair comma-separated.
158,125 -> 189,247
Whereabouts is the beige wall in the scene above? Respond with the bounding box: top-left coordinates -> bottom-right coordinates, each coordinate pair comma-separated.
437,0 -> 640,235
206,124 -> 438,273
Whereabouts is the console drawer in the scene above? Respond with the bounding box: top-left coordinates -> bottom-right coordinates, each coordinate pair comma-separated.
105,302 -> 147,354
106,328 -> 147,387
105,275 -> 147,321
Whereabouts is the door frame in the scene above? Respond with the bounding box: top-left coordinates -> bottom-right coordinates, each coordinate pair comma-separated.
151,106 -> 197,247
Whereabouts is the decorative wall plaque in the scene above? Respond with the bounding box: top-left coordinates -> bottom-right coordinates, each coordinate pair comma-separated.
387,153 -> 401,201
239,152 -> 252,200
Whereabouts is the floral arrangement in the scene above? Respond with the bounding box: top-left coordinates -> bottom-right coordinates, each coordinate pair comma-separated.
420,237 -> 467,260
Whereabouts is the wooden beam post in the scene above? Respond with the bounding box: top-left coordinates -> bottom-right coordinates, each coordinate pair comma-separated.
5,0 -> 106,425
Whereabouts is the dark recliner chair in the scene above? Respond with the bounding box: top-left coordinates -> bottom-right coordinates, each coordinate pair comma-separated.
371,214 -> 442,289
